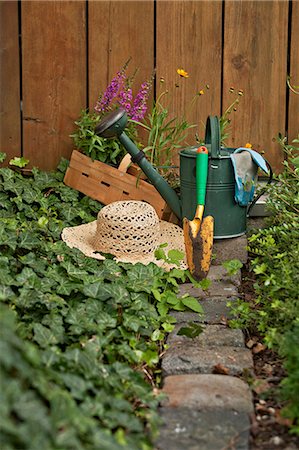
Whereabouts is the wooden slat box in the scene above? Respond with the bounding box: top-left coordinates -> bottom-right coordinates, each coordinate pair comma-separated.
64,150 -> 178,222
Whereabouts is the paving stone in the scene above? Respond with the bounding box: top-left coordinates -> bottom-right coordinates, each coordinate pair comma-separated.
162,344 -> 253,377
171,296 -> 238,324
207,264 -> 241,285
167,324 -> 245,348
161,374 -> 253,414
212,235 -> 248,265
179,279 -> 238,299
156,407 -> 250,450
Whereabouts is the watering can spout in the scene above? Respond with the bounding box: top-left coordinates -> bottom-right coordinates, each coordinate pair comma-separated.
95,109 -> 182,220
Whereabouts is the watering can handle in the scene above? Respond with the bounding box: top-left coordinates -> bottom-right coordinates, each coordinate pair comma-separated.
205,116 -> 221,159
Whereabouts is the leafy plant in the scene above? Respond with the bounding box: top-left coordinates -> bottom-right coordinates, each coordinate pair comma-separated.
228,135 -> 299,433
0,156 -> 204,449
70,109 -> 130,165
71,60 -> 152,166
135,90 -> 196,169
222,259 -> 243,276
9,156 -> 30,168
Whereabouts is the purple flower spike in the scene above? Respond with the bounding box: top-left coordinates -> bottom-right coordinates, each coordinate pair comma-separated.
130,80 -> 152,121
118,87 -> 133,113
95,70 -> 126,113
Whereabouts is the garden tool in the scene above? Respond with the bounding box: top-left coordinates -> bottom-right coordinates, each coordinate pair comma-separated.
183,146 -> 214,280
95,110 -> 272,238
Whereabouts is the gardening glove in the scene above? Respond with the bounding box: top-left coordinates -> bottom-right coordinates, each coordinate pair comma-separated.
230,148 -> 269,206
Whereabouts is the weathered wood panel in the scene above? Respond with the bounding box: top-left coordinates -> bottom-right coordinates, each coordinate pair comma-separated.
0,0 -> 296,173
156,0 -> 223,161
223,0 -> 289,172
88,1 -> 155,110
0,1 -> 21,162
288,0 -> 299,144
21,1 -> 86,170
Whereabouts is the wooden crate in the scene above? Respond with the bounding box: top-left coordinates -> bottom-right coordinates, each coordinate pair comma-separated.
64,150 -> 179,222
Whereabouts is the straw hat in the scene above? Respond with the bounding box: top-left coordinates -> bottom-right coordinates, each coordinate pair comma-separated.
61,201 -> 187,270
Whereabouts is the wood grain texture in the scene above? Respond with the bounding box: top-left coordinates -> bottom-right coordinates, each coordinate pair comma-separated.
156,0 -> 223,160
0,1 -> 21,162
288,0 -> 299,143
64,150 -> 167,218
223,0 -> 289,172
21,1 -> 86,170
88,1 -> 155,110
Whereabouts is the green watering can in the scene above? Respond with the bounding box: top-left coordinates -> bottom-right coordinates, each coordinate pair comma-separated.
95,109 -> 272,239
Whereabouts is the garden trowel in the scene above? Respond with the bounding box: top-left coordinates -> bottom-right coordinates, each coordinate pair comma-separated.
183,146 -> 214,280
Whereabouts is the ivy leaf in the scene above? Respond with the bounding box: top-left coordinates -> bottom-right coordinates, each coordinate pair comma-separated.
0,285 -> 15,301
83,282 -> 112,300
18,231 -> 41,249
22,187 -> 40,204
0,152 -> 7,163
33,323 -> 60,348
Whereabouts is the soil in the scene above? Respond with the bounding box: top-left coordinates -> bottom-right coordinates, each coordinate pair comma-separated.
239,265 -> 299,450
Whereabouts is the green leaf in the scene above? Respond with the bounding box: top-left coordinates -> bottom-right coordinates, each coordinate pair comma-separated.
33,323 -> 60,348
177,322 -> 203,338
18,231 -> 41,249
83,282 -> 112,300
222,259 -> 243,276
151,329 -> 164,341
0,152 -> 7,163
181,296 -> 203,313
0,285 -> 15,301
9,156 -> 30,168
167,249 -> 185,263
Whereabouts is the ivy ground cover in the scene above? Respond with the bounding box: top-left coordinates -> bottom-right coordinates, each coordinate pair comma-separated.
0,159 -> 202,450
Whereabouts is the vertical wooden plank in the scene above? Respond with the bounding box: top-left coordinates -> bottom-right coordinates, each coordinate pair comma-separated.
0,1 -> 21,162
156,0 -> 223,157
223,0 -> 289,173
22,1 -> 86,170
88,1 -> 155,111
288,0 -> 299,144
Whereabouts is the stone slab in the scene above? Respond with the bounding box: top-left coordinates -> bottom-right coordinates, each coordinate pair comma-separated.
167,324 -> 245,348
212,235 -> 248,265
161,374 -> 253,414
207,264 -> 241,285
171,296 -> 238,324
162,345 -> 253,377
156,408 -> 250,450
179,280 -> 238,299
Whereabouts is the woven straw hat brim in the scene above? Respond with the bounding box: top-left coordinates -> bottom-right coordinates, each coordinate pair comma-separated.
61,220 -> 187,270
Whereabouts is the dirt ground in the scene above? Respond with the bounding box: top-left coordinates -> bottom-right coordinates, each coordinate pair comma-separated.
239,267 -> 299,450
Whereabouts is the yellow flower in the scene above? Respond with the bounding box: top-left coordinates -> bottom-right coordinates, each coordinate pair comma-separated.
245,143 -> 252,148
177,68 -> 189,78
198,89 -> 204,95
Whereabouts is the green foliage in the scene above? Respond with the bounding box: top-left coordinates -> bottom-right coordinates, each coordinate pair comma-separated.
9,156 -> 30,168
228,135 -> 299,432
135,90 -> 196,169
222,259 -> 243,276
279,325 -> 299,434
177,322 -> 203,338
70,109 -> 135,166
0,159 -> 203,449
0,152 -> 7,163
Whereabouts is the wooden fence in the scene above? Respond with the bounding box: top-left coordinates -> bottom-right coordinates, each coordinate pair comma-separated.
1,0 -> 298,173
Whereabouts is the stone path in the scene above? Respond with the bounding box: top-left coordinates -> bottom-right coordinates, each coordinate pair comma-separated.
156,236 -> 254,450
